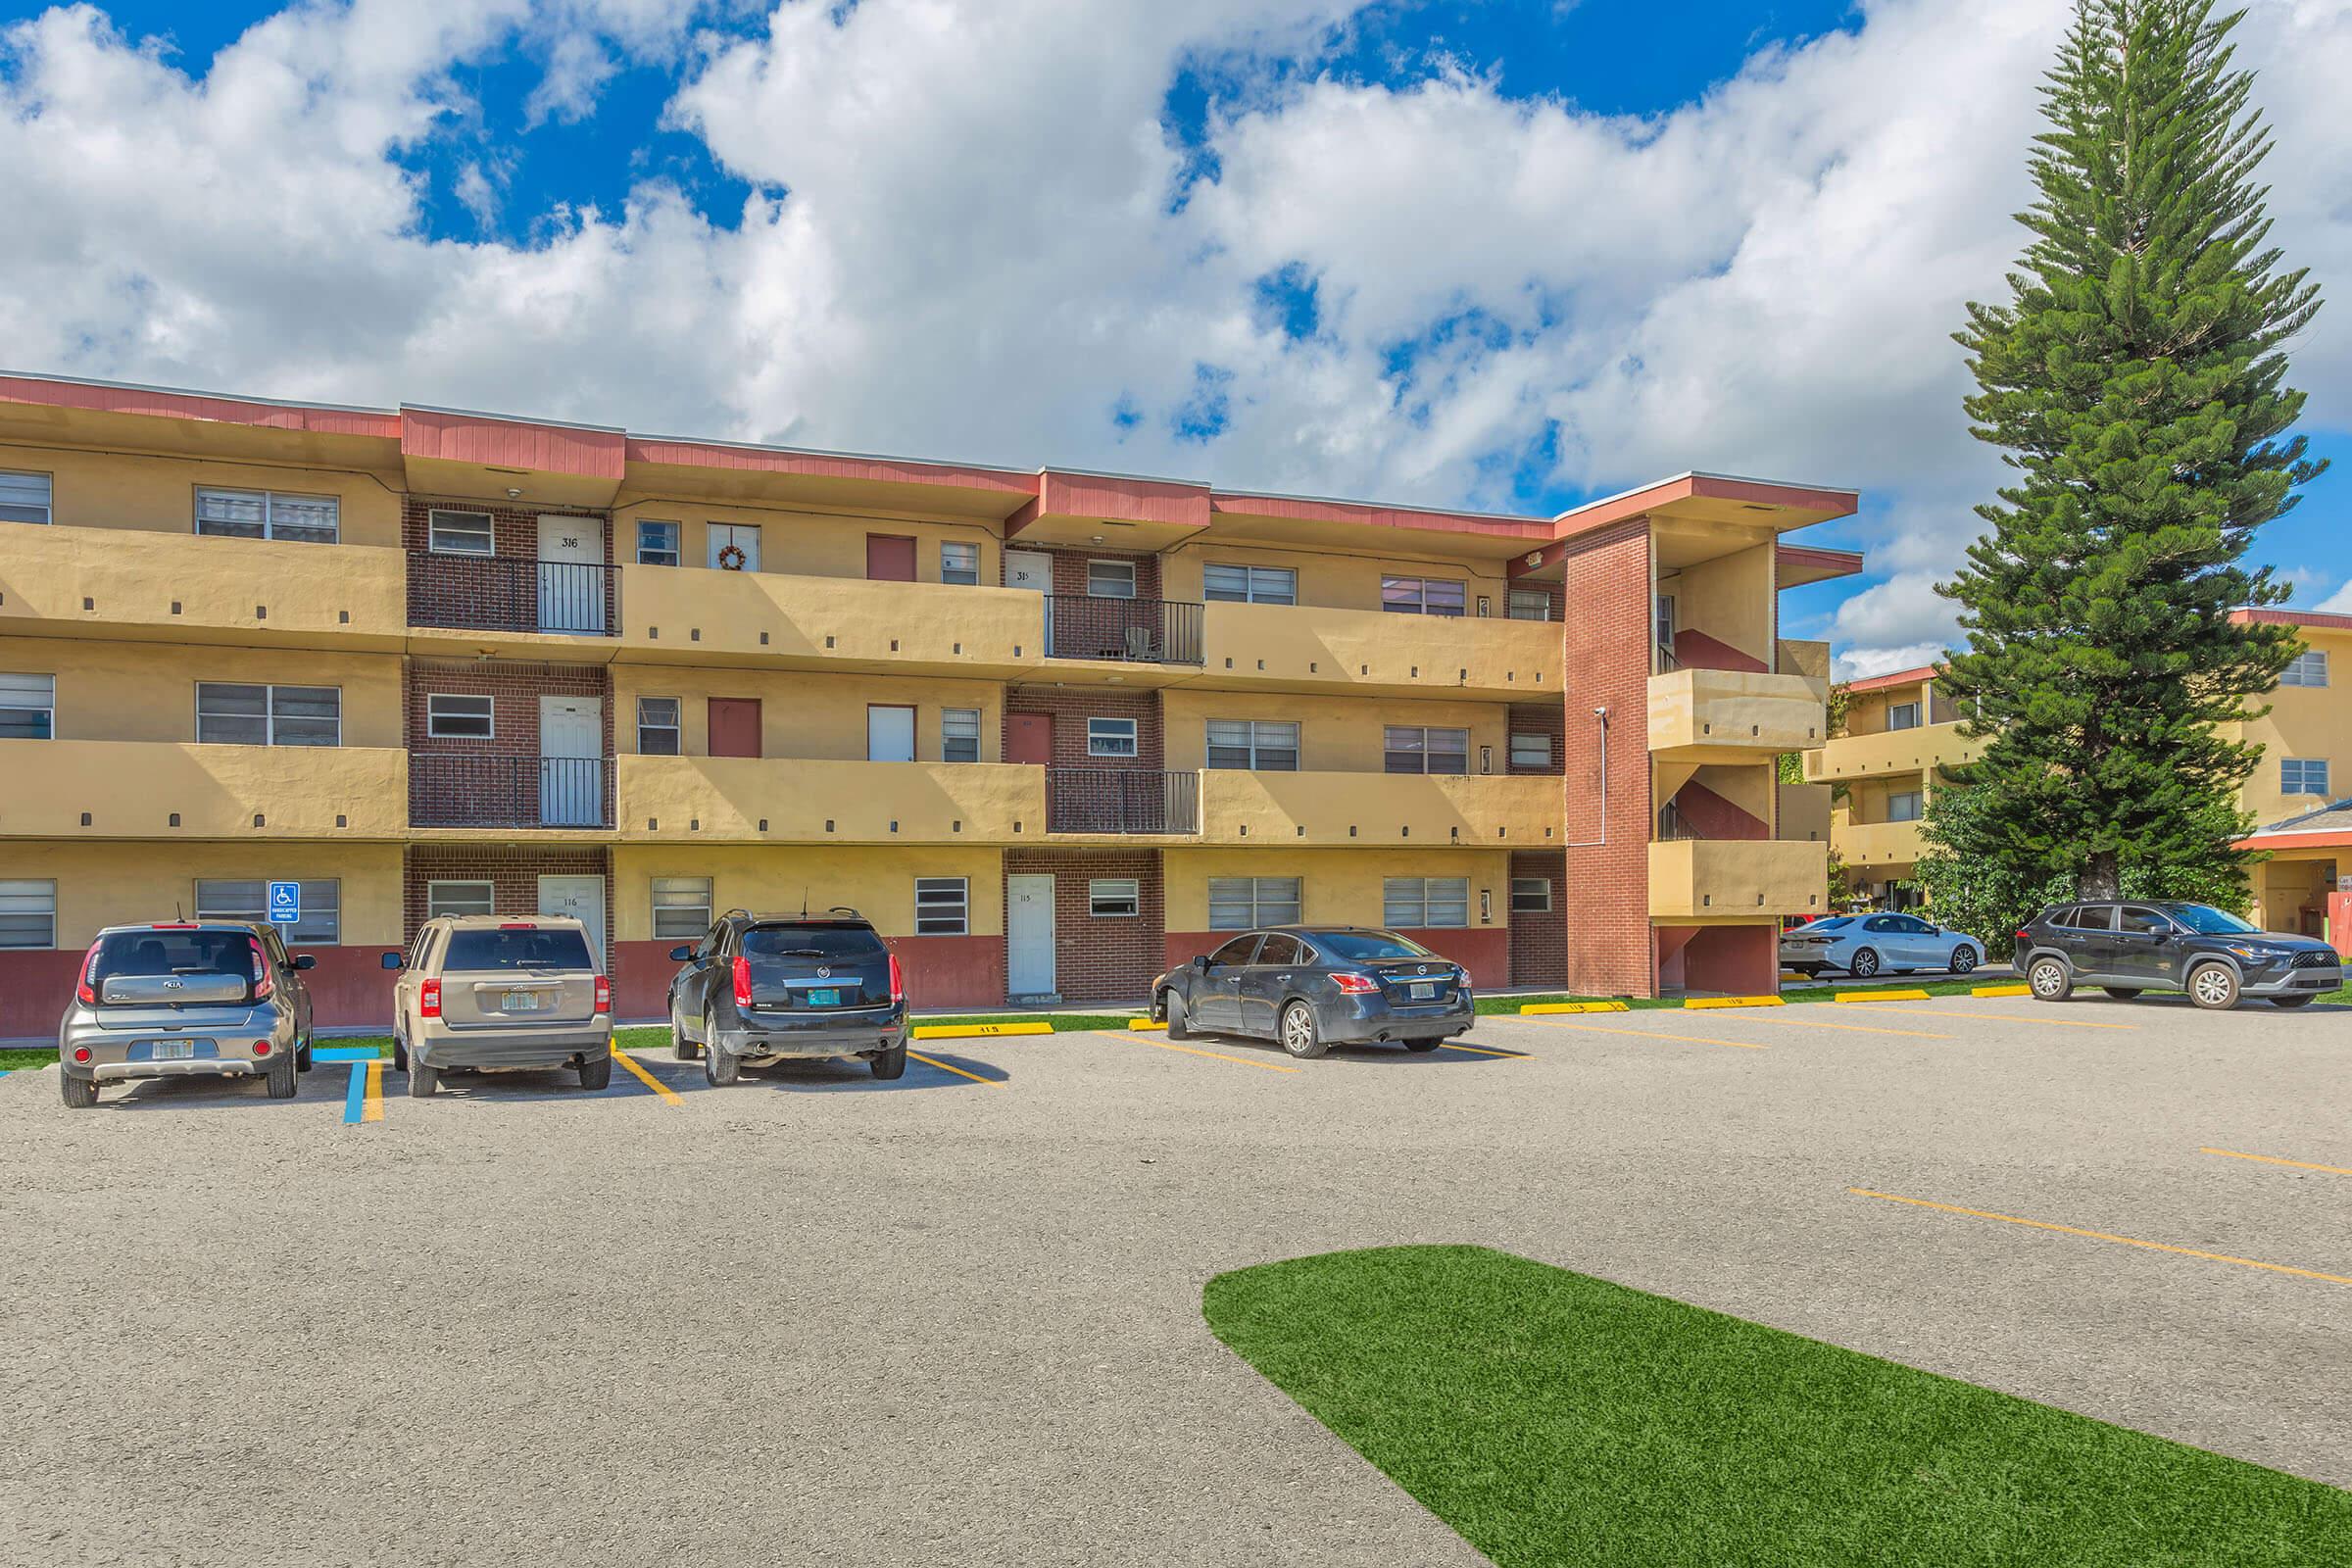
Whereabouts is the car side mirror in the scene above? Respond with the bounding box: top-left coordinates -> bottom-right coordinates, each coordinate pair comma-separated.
669,946 -> 693,962
1193,954 -> 1211,972
380,952 -> 403,971
292,954 -> 316,971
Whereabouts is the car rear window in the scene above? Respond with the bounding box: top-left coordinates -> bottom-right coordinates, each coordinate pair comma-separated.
1312,930 -> 1435,961
442,928 -> 595,971
1808,917 -> 1855,931
743,924 -> 888,960
91,929 -> 259,990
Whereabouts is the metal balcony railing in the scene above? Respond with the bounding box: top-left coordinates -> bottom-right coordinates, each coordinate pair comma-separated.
1046,768 -> 1200,834
407,551 -> 618,636
411,754 -> 613,829
1043,595 -> 1204,664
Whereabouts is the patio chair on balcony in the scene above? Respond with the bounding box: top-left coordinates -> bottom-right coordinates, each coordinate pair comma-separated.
1123,624 -> 1164,662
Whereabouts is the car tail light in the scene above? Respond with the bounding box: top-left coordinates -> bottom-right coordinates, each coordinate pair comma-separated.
72,1046 -> 91,1063
594,974 -> 611,1015
251,941 -> 273,1001
1331,971 -> 1380,994
252,1039 -> 270,1056
500,922 -> 535,930
888,952 -> 906,1004
2014,930 -> 2031,949
152,922 -> 198,929
420,978 -> 442,1018
74,941 -> 102,1004
733,955 -> 753,1008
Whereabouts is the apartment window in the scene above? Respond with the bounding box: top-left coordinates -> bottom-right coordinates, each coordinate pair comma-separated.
1087,717 -> 1138,758
636,520 -> 681,566
941,542 -> 980,585
1381,576 -> 1466,616
1205,719 -> 1299,771
1508,732 -> 1550,769
636,697 -> 682,756
2282,758 -> 2331,796
1384,726 -> 1469,775
1384,876 -> 1469,929
914,877 -> 969,936
2282,651 -> 2329,688
195,487 -> 339,544
1509,877 -> 1552,913
1506,589 -> 1552,621
425,694 -> 496,740
1654,594 -> 1678,666
942,709 -> 982,763
426,880 -> 495,919
1087,560 -> 1137,599
709,523 -> 762,571
0,470 -> 52,524
1089,878 -> 1141,918
1203,564 -> 1297,605
427,509 -> 495,557
651,876 -> 713,940
195,683 -> 340,747
196,878 -> 340,944
1887,701 -> 1923,731
0,879 -> 57,948
0,673 -> 55,740
1886,790 -> 1924,823
1208,876 -> 1302,930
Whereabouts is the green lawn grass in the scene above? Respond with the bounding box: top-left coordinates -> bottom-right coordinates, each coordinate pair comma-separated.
1204,1246 -> 2350,1567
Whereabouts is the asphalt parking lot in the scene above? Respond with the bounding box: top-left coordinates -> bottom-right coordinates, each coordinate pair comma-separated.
4,994 -> 2346,1566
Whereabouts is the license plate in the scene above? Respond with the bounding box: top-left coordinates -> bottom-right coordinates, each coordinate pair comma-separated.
805,988 -> 841,1007
502,990 -> 547,1011
150,1039 -> 196,1060
1409,982 -> 1437,1000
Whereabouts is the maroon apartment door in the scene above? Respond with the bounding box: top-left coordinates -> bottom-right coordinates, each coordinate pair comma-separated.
865,535 -> 917,581
709,698 -> 762,759
1006,713 -> 1053,766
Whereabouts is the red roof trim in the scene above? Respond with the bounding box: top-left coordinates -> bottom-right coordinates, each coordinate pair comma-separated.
1841,664 -> 1940,694
1211,491 -> 1550,540
402,408 -> 623,481
1777,543 -> 1865,580
625,436 -> 1036,498
2235,828 -> 2352,852
2230,608 -> 2352,632
0,373 -> 400,439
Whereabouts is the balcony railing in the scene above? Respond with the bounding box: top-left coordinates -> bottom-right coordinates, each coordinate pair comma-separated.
1043,595 -> 1203,664
411,754 -> 613,829
1046,768 -> 1200,834
408,551 -> 618,637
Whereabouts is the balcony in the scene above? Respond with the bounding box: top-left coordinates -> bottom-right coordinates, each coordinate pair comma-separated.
0,526 -> 407,651
1647,668 -> 1826,761
411,754 -> 613,831
618,567 -> 1043,677
0,740 -> 407,838
617,757 -> 1041,843
1200,601 -> 1557,700
407,552 -> 617,638
1648,838 -> 1827,920
1046,769 -> 1200,835
1804,721 -> 1983,783
1834,816 -> 1928,871
1044,596 -> 1203,666
1199,769 -> 1561,846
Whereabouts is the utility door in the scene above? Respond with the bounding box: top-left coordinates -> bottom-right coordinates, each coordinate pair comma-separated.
1006,712 -> 1054,766
539,696 -> 603,826
1004,550 -> 1053,593
709,698 -> 762,759
1006,875 -> 1056,998
864,534 -> 917,581
536,875 -> 606,966
867,705 -> 916,762
536,514 -> 606,633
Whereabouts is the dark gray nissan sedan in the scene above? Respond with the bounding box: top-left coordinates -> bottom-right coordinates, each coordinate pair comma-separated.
1151,926 -> 1475,1058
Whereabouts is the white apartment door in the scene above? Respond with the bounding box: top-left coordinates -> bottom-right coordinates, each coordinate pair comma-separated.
867,705 -> 916,762
709,523 -> 762,572
537,875 -> 606,966
537,514 -> 606,633
1004,550 -> 1053,593
1006,874 -> 1056,998
540,696 -> 603,826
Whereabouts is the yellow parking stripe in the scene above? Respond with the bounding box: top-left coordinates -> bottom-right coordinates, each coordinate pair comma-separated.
1850,1188 -> 2352,1286
1731,1012 -> 1954,1040
2201,1147 -> 2352,1177
1528,1018 -> 1767,1052
1437,1041 -> 1531,1058
906,1050 -> 1004,1087
1520,1000 -> 1629,1014
911,1021 -> 1052,1040
1686,995 -> 1785,1010
1834,988 -> 1932,1004
1842,1004 -> 2137,1031
363,1058 -> 384,1122
1972,983 -> 2032,998
1107,1032 -> 1299,1073
612,1049 -> 684,1104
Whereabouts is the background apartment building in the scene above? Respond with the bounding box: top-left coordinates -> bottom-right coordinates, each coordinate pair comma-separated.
0,373 -> 1858,1034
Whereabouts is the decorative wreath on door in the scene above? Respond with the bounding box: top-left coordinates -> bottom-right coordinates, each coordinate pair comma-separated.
716,544 -> 748,571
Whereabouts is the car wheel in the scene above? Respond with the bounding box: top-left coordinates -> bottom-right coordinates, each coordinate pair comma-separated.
391,1032 -> 410,1074
2273,994 -> 2318,1008
2027,956 -> 2072,1002
2186,962 -> 2240,1011
296,1041 -> 315,1073
671,1015 -> 702,1061
409,1054 -> 439,1098
1278,1002 -> 1328,1060
703,1014 -> 740,1086
60,1071 -> 98,1110
870,1042 -> 907,1080
1403,1038 -> 1442,1054
2101,987 -> 2141,1001
1949,946 -> 1978,975
1851,948 -> 1881,978
265,1050 -> 299,1100
578,1051 -> 612,1092
1164,991 -> 1193,1041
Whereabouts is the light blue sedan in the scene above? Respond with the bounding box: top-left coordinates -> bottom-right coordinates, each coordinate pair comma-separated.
1779,913 -> 1984,980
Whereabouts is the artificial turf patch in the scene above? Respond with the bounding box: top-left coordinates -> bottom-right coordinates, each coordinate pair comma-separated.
1202,1246 -> 2349,1567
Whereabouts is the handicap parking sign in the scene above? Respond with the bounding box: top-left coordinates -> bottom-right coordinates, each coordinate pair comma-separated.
268,881 -> 301,925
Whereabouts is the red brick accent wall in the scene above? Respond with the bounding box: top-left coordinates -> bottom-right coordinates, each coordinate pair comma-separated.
401,844 -> 612,962
1014,547 -> 1162,601
1672,627 -> 1769,674
1681,924 -> 1777,996
1560,518 -> 1656,997
1667,780 -> 1768,841
1506,701 -> 1565,775
1003,847 -> 1163,1004
1004,686 -> 1162,770
402,497 -> 615,632
1507,849 -> 1567,987
406,659 -> 612,827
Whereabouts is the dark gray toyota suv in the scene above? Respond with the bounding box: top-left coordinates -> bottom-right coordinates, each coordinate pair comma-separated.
2016,900 -> 2342,1010
1152,926 -> 1475,1059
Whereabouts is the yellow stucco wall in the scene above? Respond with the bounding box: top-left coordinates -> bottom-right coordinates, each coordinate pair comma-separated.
616,758 -> 1038,843
611,666 -> 1004,762
0,840 -> 404,945
610,844 -> 1005,939
2234,625 -> 2352,828
0,525 -> 409,650
1160,689 -> 1507,772
0,739 -> 408,839
609,501 -> 1001,585
1648,837 -> 1827,920
2249,852 -> 2337,935
1196,770 -> 1560,847
1662,541 -> 1775,666
0,636 -> 405,746
1160,847 -> 1511,931
1646,667 -> 1827,760
1159,539 -> 1523,615
2,445 -> 403,547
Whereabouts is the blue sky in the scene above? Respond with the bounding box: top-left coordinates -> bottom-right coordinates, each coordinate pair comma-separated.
3,0 -> 2346,671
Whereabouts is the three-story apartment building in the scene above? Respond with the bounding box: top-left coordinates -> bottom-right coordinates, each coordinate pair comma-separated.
0,372 -> 1860,1033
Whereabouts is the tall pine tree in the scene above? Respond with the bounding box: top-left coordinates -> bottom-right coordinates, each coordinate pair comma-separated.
1936,0 -> 2324,905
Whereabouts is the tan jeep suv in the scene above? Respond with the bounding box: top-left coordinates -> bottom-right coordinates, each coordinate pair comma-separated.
382,915 -> 612,1097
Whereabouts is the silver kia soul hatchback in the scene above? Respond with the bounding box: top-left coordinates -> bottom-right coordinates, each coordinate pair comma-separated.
56,921 -> 317,1108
